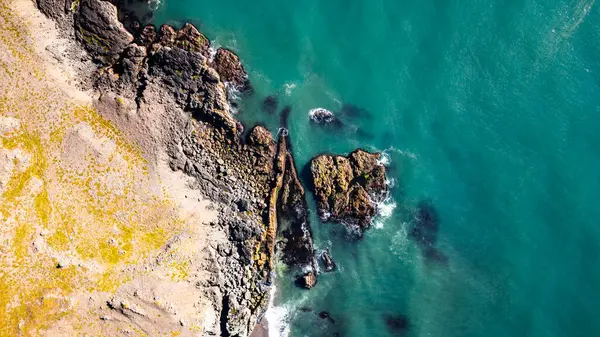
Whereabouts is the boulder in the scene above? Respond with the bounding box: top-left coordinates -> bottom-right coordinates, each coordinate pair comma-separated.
175,23 -> 210,55
296,271 -> 316,289
309,108 -> 336,124
155,24 -> 210,55
211,48 -> 249,91
36,0 -> 73,25
310,149 -> 387,234
157,24 -> 177,45
137,24 -> 157,45
75,0 -> 134,64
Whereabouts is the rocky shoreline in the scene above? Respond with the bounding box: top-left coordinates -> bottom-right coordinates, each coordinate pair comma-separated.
31,0 -> 388,335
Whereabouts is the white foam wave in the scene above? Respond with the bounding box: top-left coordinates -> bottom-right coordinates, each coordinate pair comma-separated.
377,146 -> 419,163
148,0 -> 162,10
208,43 -> 219,63
373,197 -> 396,229
265,285 -> 290,337
308,108 -> 333,117
390,223 -> 412,260
277,127 -> 289,137
308,108 -> 336,123
377,151 -> 391,166
284,83 -> 296,96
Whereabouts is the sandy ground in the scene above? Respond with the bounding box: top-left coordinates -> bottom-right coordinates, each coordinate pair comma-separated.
0,0 -> 226,335
249,317 -> 270,337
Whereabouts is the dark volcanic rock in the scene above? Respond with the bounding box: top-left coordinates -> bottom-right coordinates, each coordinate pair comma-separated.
75,0 -> 134,64
320,249 -> 336,272
309,108 -> 337,124
178,24 -> 210,54
37,0 -> 73,26
309,108 -> 344,130
309,149 -> 387,234
211,48 -> 249,91
137,24 -> 157,45
157,24 -> 177,45
276,134 -> 318,284
111,0 -> 158,32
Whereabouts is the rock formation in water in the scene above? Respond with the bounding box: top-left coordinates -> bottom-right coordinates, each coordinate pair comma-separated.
309,107 -> 343,128
275,134 -> 318,288
310,149 -> 388,234
321,249 -> 336,272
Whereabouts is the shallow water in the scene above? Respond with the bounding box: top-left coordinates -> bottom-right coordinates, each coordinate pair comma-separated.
154,1 -> 600,336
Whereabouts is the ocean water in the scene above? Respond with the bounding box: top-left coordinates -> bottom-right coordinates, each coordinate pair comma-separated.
153,1 -> 600,336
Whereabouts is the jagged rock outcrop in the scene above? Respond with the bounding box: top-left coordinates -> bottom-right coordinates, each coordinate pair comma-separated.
321,249 -> 336,272
212,48 -> 250,92
36,0 -> 74,27
297,271 -> 317,289
275,134 -> 318,288
75,0 -> 134,64
310,149 -> 387,234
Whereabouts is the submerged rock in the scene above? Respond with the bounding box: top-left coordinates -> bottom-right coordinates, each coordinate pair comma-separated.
309,149 -> 387,234
410,200 -> 448,264
320,249 -> 336,272
318,311 -> 335,323
309,108 -> 343,128
383,314 -> 409,333
262,95 -> 278,114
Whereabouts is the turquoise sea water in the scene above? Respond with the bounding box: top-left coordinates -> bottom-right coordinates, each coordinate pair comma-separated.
154,1 -> 600,336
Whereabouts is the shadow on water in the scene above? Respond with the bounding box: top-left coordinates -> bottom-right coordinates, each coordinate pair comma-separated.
280,105 -> 292,129
338,103 -> 373,120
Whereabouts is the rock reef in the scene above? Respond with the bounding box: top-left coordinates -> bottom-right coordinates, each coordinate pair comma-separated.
310,149 -> 388,234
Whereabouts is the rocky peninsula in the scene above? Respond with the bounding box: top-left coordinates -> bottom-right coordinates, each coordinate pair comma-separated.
0,0 -> 387,335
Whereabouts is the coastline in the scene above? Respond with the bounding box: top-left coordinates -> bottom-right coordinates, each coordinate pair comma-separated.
0,0 -> 389,335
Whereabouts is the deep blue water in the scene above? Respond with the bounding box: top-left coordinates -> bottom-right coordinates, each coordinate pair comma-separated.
154,1 -> 600,336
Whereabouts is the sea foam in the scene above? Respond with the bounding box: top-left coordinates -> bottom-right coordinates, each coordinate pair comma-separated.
265,285 -> 291,337
284,83 -> 297,96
